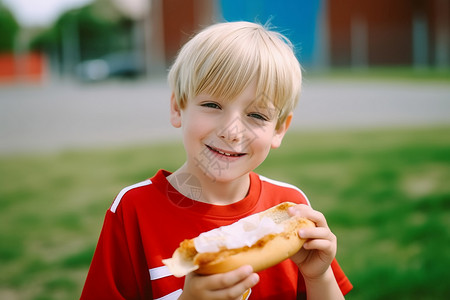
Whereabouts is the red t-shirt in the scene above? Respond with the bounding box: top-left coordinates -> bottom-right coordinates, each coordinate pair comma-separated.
81,170 -> 352,299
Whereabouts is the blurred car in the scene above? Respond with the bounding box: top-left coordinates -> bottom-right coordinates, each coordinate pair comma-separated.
76,52 -> 145,81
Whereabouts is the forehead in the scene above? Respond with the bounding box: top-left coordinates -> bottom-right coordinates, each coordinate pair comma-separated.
249,92 -> 278,109
200,80 -> 275,106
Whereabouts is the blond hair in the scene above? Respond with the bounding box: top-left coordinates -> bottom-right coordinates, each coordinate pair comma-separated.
168,21 -> 302,128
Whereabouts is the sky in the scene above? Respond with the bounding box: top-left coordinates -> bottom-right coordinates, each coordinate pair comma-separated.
2,0 -> 93,27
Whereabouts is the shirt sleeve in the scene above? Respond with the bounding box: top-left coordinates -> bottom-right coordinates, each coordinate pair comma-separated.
80,210 -> 151,299
331,259 -> 353,295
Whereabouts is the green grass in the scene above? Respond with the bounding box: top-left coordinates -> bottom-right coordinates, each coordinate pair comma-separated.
1,126 -> 449,299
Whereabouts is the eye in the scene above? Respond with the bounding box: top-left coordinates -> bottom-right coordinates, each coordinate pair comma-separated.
248,112 -> 269,121
201,102 -> 221,109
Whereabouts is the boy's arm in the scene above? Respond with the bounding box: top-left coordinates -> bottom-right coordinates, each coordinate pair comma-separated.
289,205 -> 345,300
80,210 -> 151,299
303,267 -> 344,300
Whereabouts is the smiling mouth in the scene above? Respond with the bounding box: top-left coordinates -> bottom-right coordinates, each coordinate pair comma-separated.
206,145 -> 246,157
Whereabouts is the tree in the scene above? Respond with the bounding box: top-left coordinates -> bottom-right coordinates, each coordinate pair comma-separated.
0,4 -> 19,52
29,0 -> 134,69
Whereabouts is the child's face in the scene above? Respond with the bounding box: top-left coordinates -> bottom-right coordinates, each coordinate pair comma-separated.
170,81 -> 291,183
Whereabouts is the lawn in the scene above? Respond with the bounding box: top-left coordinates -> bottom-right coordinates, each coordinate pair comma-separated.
1,126 -> 449,299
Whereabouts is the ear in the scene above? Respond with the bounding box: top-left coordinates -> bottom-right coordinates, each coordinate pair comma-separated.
271,113 -> 292,149
170,93 -> 182,128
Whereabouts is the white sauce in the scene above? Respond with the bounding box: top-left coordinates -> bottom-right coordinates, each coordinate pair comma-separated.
194,215 -> 284,253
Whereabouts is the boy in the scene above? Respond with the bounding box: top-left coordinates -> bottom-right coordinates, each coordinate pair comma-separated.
81,21 -> 352,299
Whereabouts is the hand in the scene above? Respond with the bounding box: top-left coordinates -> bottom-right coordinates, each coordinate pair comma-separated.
179,265 -> 259,300
288,204 -> 337,281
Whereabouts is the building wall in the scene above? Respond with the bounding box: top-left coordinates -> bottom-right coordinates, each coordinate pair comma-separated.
327,0 -> 450,67
160,0 -> 216,65
151,0 -> 449,70
219,0 -> 322,66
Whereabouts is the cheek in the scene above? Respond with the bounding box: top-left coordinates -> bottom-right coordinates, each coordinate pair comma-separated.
182,114 -> 214,142
250,130 -> 275,155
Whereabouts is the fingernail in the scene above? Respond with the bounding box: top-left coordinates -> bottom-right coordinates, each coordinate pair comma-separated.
299,229 -> 305,238
251,273 -> 260,284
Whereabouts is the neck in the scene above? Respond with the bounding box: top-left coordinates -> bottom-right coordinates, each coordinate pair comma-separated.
167,163 -> 250,206
200,175 -> 250,205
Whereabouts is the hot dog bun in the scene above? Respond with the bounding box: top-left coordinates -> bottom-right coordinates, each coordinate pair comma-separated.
162,202 -> 315,277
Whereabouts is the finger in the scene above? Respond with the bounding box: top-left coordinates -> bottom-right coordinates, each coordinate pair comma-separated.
288,204 -> 310,216
208,265 -> 254,290
289,205 -> 329,228
303,237 -> 336,250
210,272 -> 259,300
210,274 -> 259,300
299,227 -> 334,240
302,239 -> 337,261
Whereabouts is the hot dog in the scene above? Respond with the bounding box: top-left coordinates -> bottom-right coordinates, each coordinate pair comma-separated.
162,202 -> 315,277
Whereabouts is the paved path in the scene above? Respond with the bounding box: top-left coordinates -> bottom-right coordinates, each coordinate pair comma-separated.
1,78 -> 449,154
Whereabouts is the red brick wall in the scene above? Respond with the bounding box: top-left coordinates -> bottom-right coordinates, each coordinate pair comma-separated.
161,0 -> 215,64
327,0 -> 441,66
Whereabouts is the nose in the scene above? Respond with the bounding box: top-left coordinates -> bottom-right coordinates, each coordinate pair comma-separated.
218,115 -> 245,144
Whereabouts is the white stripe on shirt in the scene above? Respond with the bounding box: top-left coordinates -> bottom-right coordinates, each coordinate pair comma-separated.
149,265 -> 173,280
110,179 -> 152,213
154,289 -> 183,300
258,175 -> 311,207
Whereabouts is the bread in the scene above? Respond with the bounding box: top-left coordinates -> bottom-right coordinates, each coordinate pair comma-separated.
162,202 -> 315,277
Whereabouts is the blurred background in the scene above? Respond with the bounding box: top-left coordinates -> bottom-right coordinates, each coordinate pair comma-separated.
1,0 -> 449,83
0,0 -> 449,299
